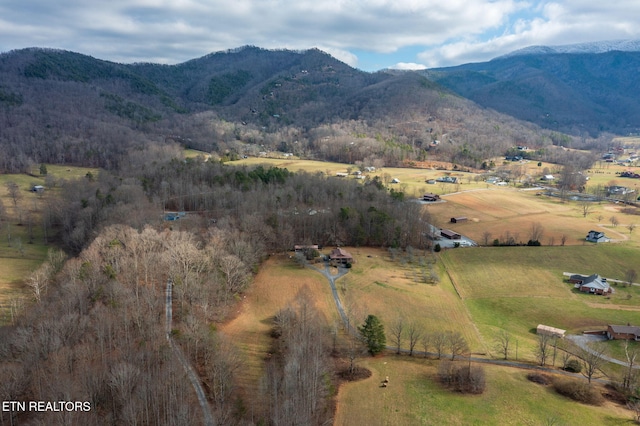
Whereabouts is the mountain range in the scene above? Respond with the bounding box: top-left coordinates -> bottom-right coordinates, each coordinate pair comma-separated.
424,41 -> 640,136
0,42 -> 638,171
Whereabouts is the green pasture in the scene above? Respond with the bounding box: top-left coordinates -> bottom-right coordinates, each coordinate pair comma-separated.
440,245 -> 640,361
335,357 -> 633,425
0,165 -> 98,323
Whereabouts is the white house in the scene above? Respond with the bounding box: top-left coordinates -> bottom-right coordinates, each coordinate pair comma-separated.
586,230 -> 609,243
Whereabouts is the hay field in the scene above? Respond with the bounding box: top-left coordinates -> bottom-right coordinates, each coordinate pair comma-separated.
333,357 -> 633,425
426,188 -> 640,246
231,157 -> 486,197
339,247 -> 482,349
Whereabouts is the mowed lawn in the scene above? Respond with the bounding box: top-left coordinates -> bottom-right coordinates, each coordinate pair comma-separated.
334,357 -> 634,425
440,245 -> 640,361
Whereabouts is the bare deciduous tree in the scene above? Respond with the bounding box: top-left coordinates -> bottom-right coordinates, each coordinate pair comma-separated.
529,222 -> 544,243
446,331 -> 468,361
536,334 -> 551,366
494,329 -> 511,360
5,181 -> 21,208
432,331 -> 447,359
609,216 -> 619,227
622,340 -> 639,391
407,322 -> 422,356
580,341 -> 607,383
390,316 -> 404,354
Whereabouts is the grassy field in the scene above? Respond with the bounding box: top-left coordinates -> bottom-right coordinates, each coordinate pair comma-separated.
427,187 -> 640,247
334,357 -> 633,425
440,245 -> 640,362
0,165 -> 99,323
223,247 -> 637,424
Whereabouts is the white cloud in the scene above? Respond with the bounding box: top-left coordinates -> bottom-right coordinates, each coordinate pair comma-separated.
1,0 -> 640,69
389,62 -> 427,70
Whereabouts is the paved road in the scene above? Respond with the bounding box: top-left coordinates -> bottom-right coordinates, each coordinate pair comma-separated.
307,262 -> 350,328
307,263 -> 632,383
566,334 -> 640,369
166,280 -> 215,426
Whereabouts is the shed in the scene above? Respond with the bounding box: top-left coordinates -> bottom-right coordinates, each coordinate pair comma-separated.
536,324 -> 565,338
450,217 -> 467,223
440,229 -> 461,240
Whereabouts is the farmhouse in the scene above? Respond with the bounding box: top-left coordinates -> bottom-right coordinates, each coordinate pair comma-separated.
607,325 -> 640,341
586,230 -> 609,243
450,217 -> 467,223
436,176 -> 457,184
440,229 -> 461,240
329,248 -> 353,265
423,193 -> 440,202
568,273 -> 611,295
537,324 -> 566,338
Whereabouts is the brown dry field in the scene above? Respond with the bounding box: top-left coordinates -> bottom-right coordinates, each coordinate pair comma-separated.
218,254 -> 340,419
426,187 -> 640,246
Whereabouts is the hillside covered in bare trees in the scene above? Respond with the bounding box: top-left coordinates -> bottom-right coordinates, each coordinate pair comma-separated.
0,46 -> 611,175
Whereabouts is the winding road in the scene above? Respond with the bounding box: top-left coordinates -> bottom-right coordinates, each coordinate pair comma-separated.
165,280 -> 215,426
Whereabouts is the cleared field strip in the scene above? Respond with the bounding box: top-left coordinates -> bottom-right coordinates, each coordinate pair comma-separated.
218,256 -> 338,416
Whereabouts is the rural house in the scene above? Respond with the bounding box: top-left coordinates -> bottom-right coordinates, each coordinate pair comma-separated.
607,325 -> 640,341
568,273 -> 611,295
329,248 -> 353,265
423,193 -> 440,202
586,230 -> 609,243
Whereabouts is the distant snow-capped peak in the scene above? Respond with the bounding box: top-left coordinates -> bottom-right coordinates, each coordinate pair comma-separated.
497,39 -> 640,59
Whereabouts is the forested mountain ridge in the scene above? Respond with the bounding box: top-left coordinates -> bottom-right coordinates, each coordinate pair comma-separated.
423,50 -> 640,137
0,46 -> 606,173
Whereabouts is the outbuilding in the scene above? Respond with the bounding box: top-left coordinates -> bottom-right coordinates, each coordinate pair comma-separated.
440,229 -> 461,240
450,217 -> 467,223
537,324 -> 565,338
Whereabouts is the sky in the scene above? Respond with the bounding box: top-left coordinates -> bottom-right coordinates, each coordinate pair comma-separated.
1,1 -> 640,71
